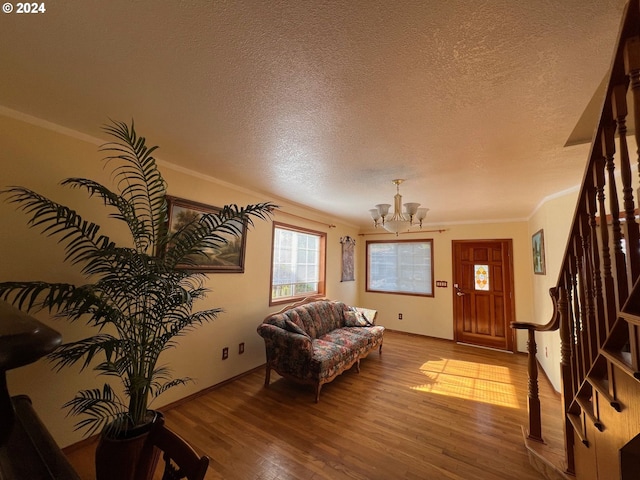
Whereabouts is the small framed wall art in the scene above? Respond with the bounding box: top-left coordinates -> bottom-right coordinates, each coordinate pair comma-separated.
532,229 -> 546,275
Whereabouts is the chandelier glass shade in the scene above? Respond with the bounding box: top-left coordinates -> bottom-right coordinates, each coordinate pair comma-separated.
369,179 -> 428,234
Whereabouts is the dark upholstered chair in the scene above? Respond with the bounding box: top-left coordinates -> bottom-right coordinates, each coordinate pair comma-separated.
148,421 -> 210,480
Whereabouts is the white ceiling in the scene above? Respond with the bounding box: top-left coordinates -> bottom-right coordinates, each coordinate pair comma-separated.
0,0 -> 627,229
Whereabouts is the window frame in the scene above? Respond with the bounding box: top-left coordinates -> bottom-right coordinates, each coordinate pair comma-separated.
366,239 -> 434,297
269,222 -> 327,306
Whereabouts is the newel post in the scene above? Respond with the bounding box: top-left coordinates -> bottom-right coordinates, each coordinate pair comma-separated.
526,328 -> 543,443
558,285 -> 576,474
511,286 -> 561,445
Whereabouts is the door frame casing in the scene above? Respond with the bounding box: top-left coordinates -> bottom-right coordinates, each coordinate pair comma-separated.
451,239 -> 517,352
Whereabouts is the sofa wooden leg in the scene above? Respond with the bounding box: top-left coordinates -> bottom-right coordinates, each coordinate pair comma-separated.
379,343 -> 383,355
355,359 -> 361,373
264,364 -> 271,387
315,383 -> 322,403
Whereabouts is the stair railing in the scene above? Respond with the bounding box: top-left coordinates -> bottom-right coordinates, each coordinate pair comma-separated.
512,1 -> 640,476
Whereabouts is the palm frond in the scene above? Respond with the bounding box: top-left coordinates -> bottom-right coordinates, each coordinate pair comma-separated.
0,281 -> 79,313
48,334 -> 121,372
99,119 -> 167,253
94,356 -> 133,378
152,308 -> 222,353
0,288 -> 122,371
0,187 -> 114,266
214,202 -> 277,226
63,385 -> 127,436
60,178 -> 148,240
150,377 -> 193,399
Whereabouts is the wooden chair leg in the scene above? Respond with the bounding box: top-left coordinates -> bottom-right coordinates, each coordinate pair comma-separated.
264,364 -> 271,387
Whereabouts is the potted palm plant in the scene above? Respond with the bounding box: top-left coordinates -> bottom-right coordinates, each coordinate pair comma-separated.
0,120 -> 275,479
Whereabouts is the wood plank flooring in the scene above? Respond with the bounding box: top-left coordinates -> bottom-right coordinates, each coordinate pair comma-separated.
66,331 -> 564,479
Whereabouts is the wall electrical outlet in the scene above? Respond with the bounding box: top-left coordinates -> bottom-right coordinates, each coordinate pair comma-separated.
222,347 -> 229,360
239,342 -> 245,354
398,313 -> 403,320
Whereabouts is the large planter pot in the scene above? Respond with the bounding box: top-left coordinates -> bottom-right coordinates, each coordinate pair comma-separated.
95,411 -> 163,480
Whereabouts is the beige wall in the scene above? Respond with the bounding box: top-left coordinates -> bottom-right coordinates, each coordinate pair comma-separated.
357,222 -> 535,352
0,113 -> 359,448
528,188 -> 579,392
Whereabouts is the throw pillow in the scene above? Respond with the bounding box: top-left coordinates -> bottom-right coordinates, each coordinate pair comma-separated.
344,310 -> 372,327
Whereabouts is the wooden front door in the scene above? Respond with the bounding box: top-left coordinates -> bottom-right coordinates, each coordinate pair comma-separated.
452,240 -> 515,351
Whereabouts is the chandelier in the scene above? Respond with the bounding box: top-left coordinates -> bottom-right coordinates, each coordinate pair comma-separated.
369,179 -> 428,235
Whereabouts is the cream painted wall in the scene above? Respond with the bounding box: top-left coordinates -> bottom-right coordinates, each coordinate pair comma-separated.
0,114 -> 359,448
357,221 -> 535,353
528,189 -> 579,392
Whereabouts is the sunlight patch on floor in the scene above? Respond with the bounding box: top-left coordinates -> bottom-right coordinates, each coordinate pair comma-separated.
411,358 -> 520,408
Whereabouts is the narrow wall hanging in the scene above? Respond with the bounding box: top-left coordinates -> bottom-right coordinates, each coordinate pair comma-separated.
340,236 -> 356,282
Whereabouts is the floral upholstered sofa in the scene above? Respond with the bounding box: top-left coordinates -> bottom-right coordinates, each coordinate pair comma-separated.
256,297 -> 384,402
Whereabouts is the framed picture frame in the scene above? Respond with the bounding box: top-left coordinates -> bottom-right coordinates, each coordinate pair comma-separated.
532,229 -> 546,275
166,195 -> 247,273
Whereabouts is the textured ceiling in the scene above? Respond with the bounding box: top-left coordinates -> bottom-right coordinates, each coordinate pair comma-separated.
0,0 -> 627,229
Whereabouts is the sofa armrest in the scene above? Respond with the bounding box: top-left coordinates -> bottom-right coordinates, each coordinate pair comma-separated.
257,323 -> 313,356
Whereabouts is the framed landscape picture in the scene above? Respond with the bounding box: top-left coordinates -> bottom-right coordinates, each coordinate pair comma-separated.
532,229 -> 546,275
166,195 -> 247,273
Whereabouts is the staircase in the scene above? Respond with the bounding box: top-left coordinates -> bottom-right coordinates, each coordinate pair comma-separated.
512,2 -> 640,479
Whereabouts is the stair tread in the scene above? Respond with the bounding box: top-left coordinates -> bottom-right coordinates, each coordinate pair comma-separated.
521,427 -> 574,480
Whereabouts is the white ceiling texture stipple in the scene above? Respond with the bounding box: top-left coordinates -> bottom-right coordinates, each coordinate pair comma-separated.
0,0 -> 627,229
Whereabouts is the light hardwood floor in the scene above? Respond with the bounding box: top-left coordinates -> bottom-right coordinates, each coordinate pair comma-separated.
66,331 -> 563,479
